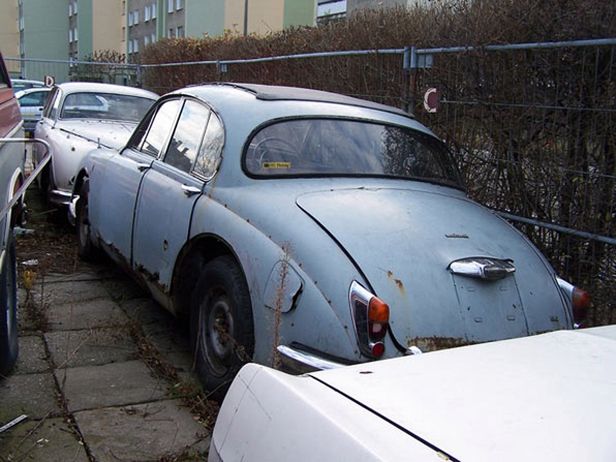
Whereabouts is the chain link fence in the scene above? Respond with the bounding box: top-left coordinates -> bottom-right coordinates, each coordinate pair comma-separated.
8,37 -> 615,325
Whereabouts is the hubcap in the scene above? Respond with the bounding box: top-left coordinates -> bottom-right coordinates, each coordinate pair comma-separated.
200,293 -> 235,376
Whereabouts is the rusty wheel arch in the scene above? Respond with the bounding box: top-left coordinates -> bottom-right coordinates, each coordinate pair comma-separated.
171,233 -> 242,318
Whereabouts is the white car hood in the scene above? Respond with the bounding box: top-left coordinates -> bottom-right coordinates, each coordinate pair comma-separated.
57,119 -> 137,149
309,327 -> 616,461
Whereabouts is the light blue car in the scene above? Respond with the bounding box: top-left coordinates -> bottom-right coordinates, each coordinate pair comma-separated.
69,83 -> 588,396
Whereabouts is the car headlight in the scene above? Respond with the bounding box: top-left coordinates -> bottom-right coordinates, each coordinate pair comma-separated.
349,281 -> 390,358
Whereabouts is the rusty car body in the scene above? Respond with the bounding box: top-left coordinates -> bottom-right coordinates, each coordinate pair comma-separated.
69,83 -> 587,395
34,82 -> 157,206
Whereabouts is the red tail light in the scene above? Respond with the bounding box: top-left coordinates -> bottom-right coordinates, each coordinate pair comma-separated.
368,297 -> 389,341
572,287 -> 591,323
350,282 -> 390,359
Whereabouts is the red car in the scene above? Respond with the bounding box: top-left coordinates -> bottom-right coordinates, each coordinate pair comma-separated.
0,53 -> 25,376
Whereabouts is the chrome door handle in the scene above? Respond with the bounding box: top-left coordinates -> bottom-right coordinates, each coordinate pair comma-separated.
181,184 -> 201,196
136,163 -> 150,172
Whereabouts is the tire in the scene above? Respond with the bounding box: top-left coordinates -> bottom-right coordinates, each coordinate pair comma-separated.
0,233 -> 18,377
76,179 -> 97,261
190,256 -> 254,400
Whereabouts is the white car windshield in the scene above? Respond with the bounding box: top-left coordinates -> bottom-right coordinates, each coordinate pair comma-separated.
244,118 -> 463,188
60,92 -> 154,122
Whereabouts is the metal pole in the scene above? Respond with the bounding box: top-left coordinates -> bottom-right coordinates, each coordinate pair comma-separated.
243,0 -> 248,36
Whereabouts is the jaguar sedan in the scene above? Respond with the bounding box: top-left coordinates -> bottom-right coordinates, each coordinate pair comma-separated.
69,83 -> 589,396
34,82 -> 157,205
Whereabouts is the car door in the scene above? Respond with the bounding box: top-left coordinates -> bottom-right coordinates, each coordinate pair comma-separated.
132,98 -> 218,292
93,98 -> 182,262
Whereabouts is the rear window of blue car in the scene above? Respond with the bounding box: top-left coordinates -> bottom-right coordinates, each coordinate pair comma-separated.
244,118 -> 463,188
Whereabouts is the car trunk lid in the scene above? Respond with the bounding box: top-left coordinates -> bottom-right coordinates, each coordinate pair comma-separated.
296,186 -> 569,350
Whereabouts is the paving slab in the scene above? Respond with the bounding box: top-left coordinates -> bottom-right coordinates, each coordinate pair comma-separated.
13,335 -> 49,374
120,297 -> 175,326
56,360 -> 168,412
45,327 -> 138,368
141,318 -> 191,354
30,278 -> 110,306
74,399 -> 209,462
0,417 -> 89,462
47,298 -> 130,331
0,373 -> 62,421
102,275 -> 148,302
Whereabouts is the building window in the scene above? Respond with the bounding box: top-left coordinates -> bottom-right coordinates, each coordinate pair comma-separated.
144,35 -> 150,46
176,0 -> 183,10
69,29 -> 73,42
128,11 -> 133,26
168,28 -> 175,38
68,2 -> 73,16
134,39 -> 139,53
151,32 -> 156,43
144,6 -> 150,21
168,0 -> 174,13
151,3 -> 157,19
176,26 -> 184,37
121,26 -> 126,41
134,10 -> 139,24
74,28 -> 78,41
128,40 -> 133,53
74,1 -> 78,14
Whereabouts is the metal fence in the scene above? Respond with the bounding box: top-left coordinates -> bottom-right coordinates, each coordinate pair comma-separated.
8,37 -> 616,325
4,57 -> 138,87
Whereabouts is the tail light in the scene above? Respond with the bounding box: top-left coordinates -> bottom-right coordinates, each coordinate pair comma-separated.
572,287 -> 591,323
557,277 -> 591,326
349,281 -> 390,358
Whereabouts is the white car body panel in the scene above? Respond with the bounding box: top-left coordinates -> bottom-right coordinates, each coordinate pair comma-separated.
211,326 -> 616,462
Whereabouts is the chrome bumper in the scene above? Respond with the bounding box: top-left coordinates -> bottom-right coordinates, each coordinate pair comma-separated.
276,345 -> 349,374
48,188 -> 73,206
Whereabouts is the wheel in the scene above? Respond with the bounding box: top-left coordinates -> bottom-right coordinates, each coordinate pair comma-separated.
76,179 -> 97,261
0,233 -> 18,377
190,256 -> 254,400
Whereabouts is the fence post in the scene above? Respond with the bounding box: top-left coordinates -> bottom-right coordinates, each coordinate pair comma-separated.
135,63 -> 143,88
403,46 -> 417,115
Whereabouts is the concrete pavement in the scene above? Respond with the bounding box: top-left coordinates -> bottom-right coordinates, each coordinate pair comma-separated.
0,265 -> 212,461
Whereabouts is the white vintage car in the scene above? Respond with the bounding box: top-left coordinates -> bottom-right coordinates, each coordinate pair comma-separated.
210,325 -> 616,462
34,82 -> 157,205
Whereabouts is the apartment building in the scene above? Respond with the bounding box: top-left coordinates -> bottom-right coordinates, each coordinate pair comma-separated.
68,0 -> 124,61
317,0 -> 347,24
126,0 -> 317,61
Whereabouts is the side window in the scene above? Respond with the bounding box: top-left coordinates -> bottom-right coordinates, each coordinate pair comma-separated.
193,112 -> 224,179
19,91 -> 47,107
164,100 -> 210,173
141,99 -> 181,158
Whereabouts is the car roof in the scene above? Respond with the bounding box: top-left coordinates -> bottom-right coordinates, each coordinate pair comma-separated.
11,78 -> 45,86
56,81 -> 158,99
180,82 -> 411,119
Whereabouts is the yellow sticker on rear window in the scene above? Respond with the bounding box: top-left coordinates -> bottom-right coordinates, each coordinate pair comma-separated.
263,162 -> 291,169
